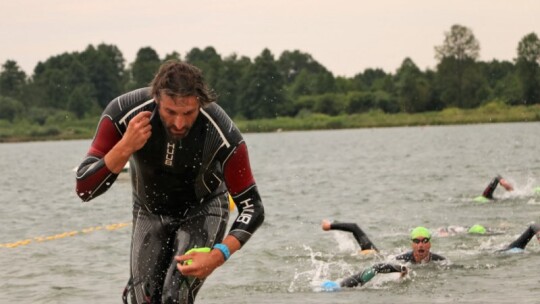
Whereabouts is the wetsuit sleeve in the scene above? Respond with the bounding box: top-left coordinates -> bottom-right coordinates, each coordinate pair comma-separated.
75,115 -> 122,202
329,222 -> 378,251
482,175 -> 502,199
372,263 -> 407,274
395,251 -> 413,262
505,224 -> 540,250
223,142 -> 264,245
340,263 -> 406,288
430,253 -> 446,261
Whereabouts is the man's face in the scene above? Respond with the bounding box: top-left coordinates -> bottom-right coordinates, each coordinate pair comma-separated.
412,237 -> 431,258
156,94 -> 200,140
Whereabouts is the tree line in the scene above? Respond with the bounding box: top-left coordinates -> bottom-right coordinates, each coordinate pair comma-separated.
0,24 -> 539,125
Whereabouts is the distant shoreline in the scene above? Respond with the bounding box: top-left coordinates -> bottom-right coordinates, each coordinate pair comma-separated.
1,103 -> 539,143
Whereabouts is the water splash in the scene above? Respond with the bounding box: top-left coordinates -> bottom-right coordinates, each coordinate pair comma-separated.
287,245 -> 353,293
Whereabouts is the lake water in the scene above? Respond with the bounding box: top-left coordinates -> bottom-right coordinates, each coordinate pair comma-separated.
1,122 -> 540,303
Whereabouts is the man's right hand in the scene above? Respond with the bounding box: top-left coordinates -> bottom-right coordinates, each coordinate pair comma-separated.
104,111 -> 153,173
321,219 -> 331,231
122,111 -> 153,153
499,178 -> 514,192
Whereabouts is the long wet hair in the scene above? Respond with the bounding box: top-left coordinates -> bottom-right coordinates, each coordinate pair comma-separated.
150,60 -> 217,107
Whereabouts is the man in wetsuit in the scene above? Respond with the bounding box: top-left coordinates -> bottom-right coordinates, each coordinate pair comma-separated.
75,61 -> 265,304
321,220 -> 445,263
395,226 -> 445,263
320,220 -> 413,291
481,175 -> 514,200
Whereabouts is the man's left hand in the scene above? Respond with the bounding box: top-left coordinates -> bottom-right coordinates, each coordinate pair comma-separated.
175,249 -> 225,279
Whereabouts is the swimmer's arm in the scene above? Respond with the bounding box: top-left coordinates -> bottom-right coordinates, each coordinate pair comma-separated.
340,263 -> 408,288
76,111 -> 152,201
373,263 -> 408,274
223,142 -> 265,245
76,114 -> 123,201
483,176 -> 501,198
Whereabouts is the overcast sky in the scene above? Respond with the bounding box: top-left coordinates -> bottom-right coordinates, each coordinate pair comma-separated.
1,0 -> 538,77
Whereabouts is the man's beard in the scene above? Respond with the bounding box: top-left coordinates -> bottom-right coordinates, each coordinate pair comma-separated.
163,121 -> 190,140
155,103 -> 189,140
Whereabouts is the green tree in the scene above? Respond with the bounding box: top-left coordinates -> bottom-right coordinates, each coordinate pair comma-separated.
313,93 -> 346,115
478,60 -> 514,89
0,60 -> 27,99
334,76 -> 356,94
238,49 -> 288,119
33,53 -> 100,111
434,24 -> 482,107
80,44 -> 126,108
32,54 -> 73,109
493,73 -> 521,104
435,24 -> 480,61
131,47 -> 161,88
278,50 -> 318,84
372,90 -> 399,113
423,69 -> 445,111
394,58 -> 430,113
163,51 -> 181,62
185,47 -> 223,89
286,69 -> 335,98
0,96 -> 24,122
516,32 -> 540,104
67,84 -> 98,118
277,50 -> 335,98
213,54 -> 251,117
477,60 -> 515,101
346,91 -> 375,114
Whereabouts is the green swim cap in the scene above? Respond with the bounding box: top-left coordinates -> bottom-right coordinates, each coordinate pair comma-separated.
534,186 -> 540,194
410,226 -> 431,240
473,195 -> 490,203
468,224 -> 486,234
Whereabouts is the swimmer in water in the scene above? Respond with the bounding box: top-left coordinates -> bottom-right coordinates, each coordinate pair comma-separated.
476,175 -> 513,201
395,226 -> 446,263
434,224 -> 504,237
321,220 -> 446,263
320,222 -> 444,291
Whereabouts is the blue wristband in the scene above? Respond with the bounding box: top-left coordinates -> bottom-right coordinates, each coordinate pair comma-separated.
213,243 -> 231,261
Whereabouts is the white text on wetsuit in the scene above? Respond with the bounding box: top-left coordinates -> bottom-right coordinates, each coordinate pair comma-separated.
165,142 -> 175,166
236,198 -> 254,224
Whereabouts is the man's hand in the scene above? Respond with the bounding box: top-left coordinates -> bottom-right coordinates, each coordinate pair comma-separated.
321,219 -> 331,231
122,111 -> 153,154
499,178 -> 514,192
400,265 -> 409,277
175,249 -> 225,279
104,111 -> 152,173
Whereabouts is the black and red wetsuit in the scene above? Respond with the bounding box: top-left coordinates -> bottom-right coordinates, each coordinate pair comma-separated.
75,88 -> 264,303
482,175 -> 502,199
